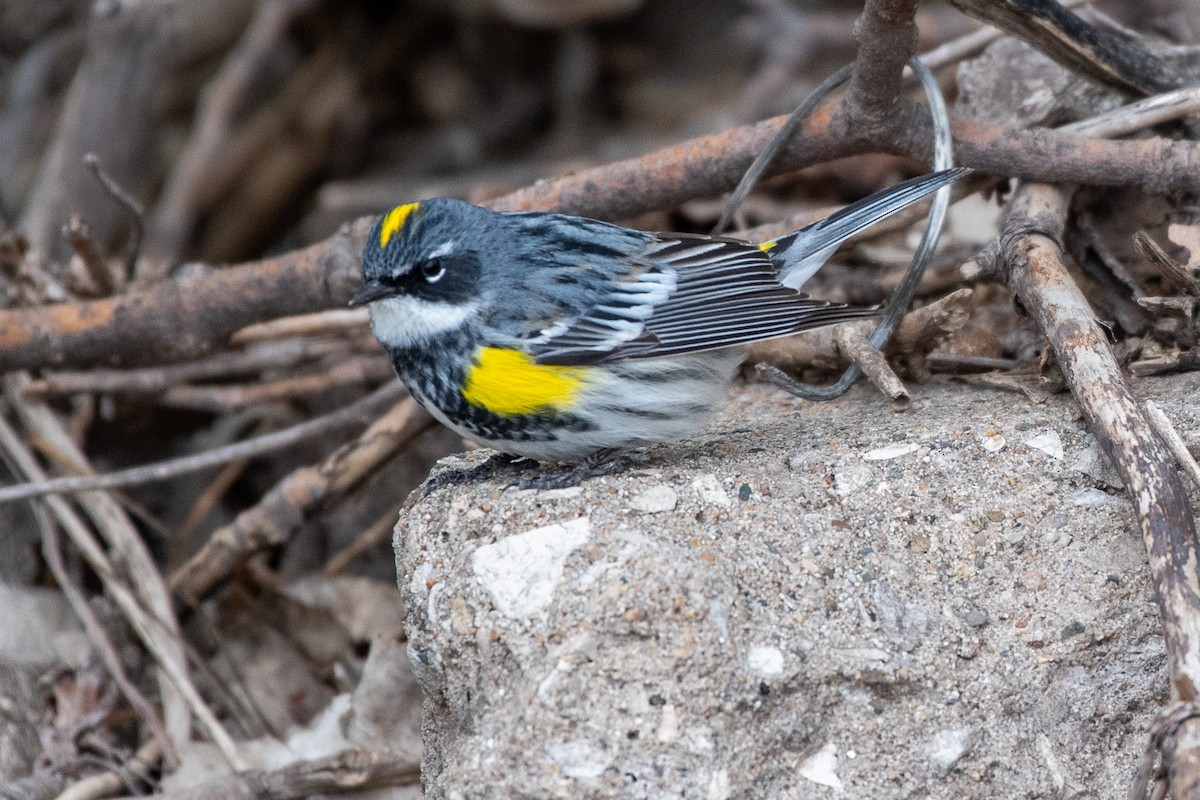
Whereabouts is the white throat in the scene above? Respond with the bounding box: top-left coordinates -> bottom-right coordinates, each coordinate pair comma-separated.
368,294 -> 477,349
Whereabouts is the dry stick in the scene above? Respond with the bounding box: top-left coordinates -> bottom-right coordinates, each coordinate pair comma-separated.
320,507 -> 400,577
948,0 -> 1184,95
981,183 -> 1200,798
54,738 -> 161,800
134,747 -> 419,800
832,325 -> 910,408
147,0 -> 323,271
900,0 -> 1091,79
158,357 -> 394,412
38,516 -> 179,770
3,373 -> 194,756
63,214 -> 117,296
0,379 -> 407,505
24,337 -> 362,397
230,308 -> 369,345
0,416 -> 245,771
19,0 -> 175,265
169,397 -> 436,607
1061,86 -> 1200,137
1144,401 -> 1200,490
1134,231 -> 1200,295
84,153 -> 144,281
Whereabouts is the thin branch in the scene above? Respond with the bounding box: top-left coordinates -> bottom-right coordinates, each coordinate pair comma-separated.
8,94 -> 1200,373
84,153 -> 144,281
230,308 -> 369,345
54,738 -> 161,800
948,0 -> 1184,95
3,372 -> 197,759
1145,400 -> 1200,491
169,396 -> 435,607
39,517 -> 179,769
1061,86 -> 1200,137
0,380 -> 407,505
157,358 -> 393,412
0,414 -> 244,770
320,507 -> 399,576
834,324 -> 910,408
24,337 -> 366,397
135,748 -> 419,800
62,214 -> 117,296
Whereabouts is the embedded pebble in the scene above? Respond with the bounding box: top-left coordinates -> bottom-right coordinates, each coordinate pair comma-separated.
471,517 -> 590,618
547,739 -> 611,779
691,474 -> 731,506
981,433 -> 1007,453
834,464 -> 874,497
1024,431 -> 1064,460
1071,441 -> 1124,489
797,743 -> 843,790
863,442 -> 920,461
964,608 -> 989,628
630,485 -> 678,513
746,645 -> 785,677
928,728 -> 975,775
1069,487 -> 1122,508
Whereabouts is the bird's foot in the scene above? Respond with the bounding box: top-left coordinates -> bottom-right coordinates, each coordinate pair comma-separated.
516,448 -> 633,491
422,451 -> 532,496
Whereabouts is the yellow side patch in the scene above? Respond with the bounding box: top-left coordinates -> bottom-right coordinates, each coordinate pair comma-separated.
758,240 -> 777,252
379,202 -> 419,248
462,347 -> 588,417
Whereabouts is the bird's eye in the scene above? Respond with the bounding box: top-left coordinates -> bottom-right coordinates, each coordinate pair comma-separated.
420,258 -> 446,283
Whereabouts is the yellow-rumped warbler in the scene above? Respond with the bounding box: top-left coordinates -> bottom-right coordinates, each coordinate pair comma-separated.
351,168 -> 967,463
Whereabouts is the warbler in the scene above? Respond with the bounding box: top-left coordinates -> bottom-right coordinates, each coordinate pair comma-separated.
351,167 -> 967,463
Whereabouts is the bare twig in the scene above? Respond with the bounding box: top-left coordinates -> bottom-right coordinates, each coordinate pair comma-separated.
0,216 -> 370,371
11,90 -> 1200,373
62,215 -> 116,296
0,414 -> 243,770
927,353 -> 1020,372
948,0 -> 1184,95
320,508 -> 400,576
1144,400 -> 1200,491
24,338 -> 368,397
0,380 -> 407,505
19,1 -> 176,266
158,357 -> 393,412
135,748 -> 419,800
54,738 -> 160,800
169,397 -> 436,606
833,325 -> 910,409
148,0 -> 319,271
84,153 -> 144,281
1061,86 -> 1200,138
3,372 -> 197,758
1134,231 -> 1200,295
38,516 -> 179,769
230,309 -> 369,345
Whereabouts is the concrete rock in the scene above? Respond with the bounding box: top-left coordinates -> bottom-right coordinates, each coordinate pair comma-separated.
394,373 -> 1200,798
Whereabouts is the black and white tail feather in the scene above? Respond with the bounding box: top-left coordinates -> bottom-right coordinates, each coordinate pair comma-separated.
529,167 -> 968,367
769,167 -> 969,289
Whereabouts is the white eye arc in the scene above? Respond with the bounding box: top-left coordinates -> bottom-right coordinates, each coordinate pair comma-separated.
421,258 -> 446,283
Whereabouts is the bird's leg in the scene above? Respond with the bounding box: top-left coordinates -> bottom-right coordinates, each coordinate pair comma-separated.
422,451 -> 531,496
517,447 -> 632,491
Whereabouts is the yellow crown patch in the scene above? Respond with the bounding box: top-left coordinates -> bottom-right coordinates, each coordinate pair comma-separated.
379,202 -> 420,248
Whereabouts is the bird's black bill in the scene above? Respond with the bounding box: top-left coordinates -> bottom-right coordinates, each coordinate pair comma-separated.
349,280 -> 391,306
